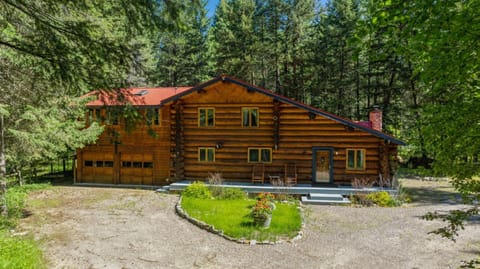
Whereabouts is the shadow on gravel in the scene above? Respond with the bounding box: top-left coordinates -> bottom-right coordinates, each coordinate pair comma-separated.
400,178 -> 463,206
404,186 -> 463,205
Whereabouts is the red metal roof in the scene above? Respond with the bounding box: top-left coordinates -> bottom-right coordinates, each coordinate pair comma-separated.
86,87 -> 192,107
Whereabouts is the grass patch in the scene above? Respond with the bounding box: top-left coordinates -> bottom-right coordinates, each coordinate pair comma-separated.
0,184 -> 50,269
0,231 -> 46,269
181,196 -> 301,242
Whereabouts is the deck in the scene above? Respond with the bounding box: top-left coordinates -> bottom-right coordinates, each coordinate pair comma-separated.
161,180 -> 397,196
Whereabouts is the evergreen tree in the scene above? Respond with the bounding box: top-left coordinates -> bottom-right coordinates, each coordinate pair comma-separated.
154,0 -> 212,86
211,0 -> 257,81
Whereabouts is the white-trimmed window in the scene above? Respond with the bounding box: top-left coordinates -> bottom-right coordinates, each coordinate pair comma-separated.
346,149 -> 366,170
248,148 -> 272,163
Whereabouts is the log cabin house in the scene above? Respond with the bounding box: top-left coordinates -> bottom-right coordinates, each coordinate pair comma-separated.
75,75 -> 404,186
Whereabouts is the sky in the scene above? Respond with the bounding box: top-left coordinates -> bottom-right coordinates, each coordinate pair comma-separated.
206,0 -> 219,18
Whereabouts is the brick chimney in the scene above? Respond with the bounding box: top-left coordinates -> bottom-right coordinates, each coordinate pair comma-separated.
369,106 -> 382,131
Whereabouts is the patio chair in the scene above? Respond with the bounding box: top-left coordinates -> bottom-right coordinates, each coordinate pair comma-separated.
284,163 -> 297,186
252,164 -> 265,184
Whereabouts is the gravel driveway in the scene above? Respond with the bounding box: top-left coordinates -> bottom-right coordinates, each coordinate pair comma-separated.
19,182 -> 480,269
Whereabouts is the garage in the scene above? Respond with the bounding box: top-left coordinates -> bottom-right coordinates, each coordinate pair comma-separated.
119,153 -> 154,185
80,151 -> 114,184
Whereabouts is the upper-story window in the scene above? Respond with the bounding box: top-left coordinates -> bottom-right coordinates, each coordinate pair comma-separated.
242,108 -> 259,127
346,149 -> 366,170
107,108 -> 119,125
147,108 -> 160,125
198,108 -> 215,127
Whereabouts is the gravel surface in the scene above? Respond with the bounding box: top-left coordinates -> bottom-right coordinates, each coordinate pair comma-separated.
18,184 -> 480,269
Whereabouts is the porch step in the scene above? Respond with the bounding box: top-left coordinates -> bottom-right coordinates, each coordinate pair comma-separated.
301,193 -> 351,205
155,185 -> 170,193
308,193 -> 345,201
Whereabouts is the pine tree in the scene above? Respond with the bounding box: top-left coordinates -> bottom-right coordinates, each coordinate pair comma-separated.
154,0 -> 212,86
211,0 -> 257,81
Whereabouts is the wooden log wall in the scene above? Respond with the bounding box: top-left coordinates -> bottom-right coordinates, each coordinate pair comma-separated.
175,81 -> 393,185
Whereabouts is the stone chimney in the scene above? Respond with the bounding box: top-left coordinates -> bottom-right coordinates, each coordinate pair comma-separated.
369,106 -> 382,131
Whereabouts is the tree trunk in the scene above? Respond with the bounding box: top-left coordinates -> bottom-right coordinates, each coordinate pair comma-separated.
0,114 -> 7,217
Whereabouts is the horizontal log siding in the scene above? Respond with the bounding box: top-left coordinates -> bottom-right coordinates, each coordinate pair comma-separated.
76,107 -> 171,185
177,81 -> 384,185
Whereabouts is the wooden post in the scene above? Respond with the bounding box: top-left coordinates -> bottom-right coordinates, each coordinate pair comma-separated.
174,101 -> 185,180
273,100 -> 280,150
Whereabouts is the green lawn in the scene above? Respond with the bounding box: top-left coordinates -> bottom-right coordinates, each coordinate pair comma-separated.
0,231 -> 46,269
0,184 -> 49,269
181,196 -> 302,242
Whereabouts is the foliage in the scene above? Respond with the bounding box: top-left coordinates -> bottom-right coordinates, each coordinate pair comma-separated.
1,184 -> 50,230
0,231 -> 46,269
153,0 -> 212,86
181,196 -> 301,241
182,181 -> 211,199
351,191 -> 398,207
365,191 -> 397,207
215,188 -> 246,200
0,184 -> 49,269
423,208 -> 479,242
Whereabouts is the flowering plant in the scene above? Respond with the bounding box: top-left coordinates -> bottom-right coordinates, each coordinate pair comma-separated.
256,192 -> 275,202
251,197 -> 273,225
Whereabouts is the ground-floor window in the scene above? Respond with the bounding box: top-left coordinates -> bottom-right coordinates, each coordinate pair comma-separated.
122,161 -> 153,168
248,148 -> 272,163
198,147 -> 215,162
346,149 -> 366,170
84,160 -> 114,168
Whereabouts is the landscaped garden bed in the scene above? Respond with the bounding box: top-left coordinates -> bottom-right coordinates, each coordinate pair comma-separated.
177,182 -> 302,243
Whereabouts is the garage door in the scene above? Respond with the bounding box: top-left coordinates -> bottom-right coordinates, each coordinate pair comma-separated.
81,152 -> 114,184
119,153 -> 153,185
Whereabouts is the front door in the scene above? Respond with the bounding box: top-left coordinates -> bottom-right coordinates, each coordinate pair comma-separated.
312,148 -> 333,183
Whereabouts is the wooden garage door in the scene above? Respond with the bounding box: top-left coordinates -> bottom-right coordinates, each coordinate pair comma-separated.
119,153 -> 153,185
81,152 -> 114,184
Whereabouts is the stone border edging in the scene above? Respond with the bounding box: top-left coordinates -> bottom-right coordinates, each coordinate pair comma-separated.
175,196 -> 305,245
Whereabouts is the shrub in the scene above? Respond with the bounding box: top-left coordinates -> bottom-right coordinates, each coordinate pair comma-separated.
183,181 -> 211,199
215,188 -> 246,200
365,191 -> 397,207
207,172 -> 225,198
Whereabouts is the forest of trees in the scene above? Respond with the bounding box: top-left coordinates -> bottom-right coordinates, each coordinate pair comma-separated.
0,0 -> 479,187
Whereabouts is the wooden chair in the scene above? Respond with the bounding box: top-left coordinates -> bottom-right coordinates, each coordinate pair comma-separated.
284,163 -> 297,186
252,164 -> 265,184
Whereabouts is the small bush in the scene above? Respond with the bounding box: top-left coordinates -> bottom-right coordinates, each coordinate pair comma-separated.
183,181 -> 211,199
215,188 -> 246,200
365,191 -> 397,207
207,172 -> 225,198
